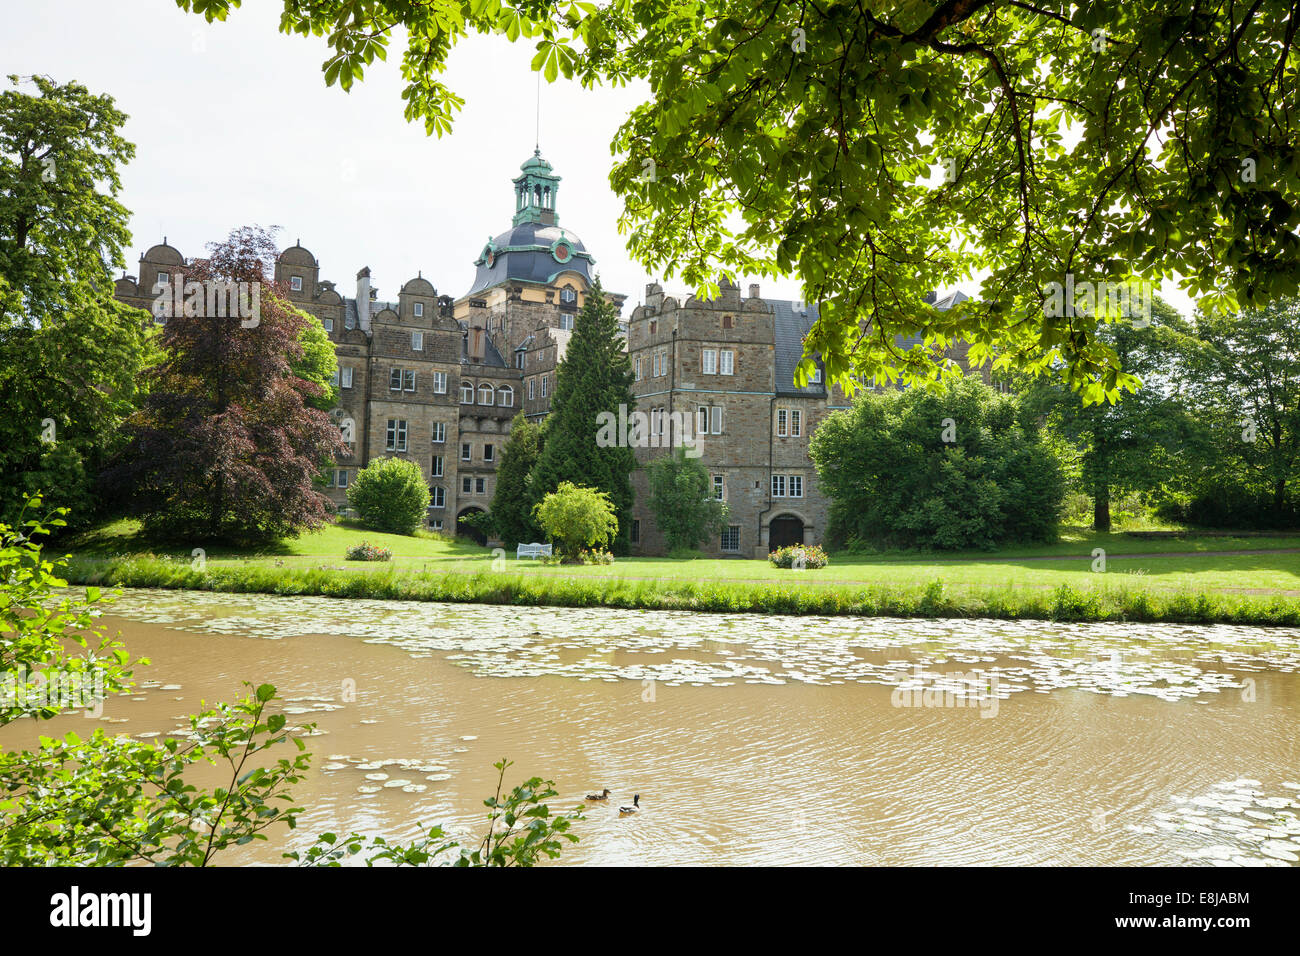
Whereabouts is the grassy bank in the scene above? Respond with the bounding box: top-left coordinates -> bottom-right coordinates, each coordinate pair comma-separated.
64,552 -> 1300,627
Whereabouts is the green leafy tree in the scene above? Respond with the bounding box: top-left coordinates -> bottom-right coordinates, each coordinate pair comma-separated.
647,447 -> 729,552
528,277 -> 636,549
180,1 -> 1300,399
293,309 -> 339,412
0,75 -> 152,528
812,376 -> 1064,550
532,481 -> 618,560
101,226 -> 346,544
1177,296 -> 1300,527
347,457 -> 431,535
1019,299 -> 1199,530
488,413 -> 544,547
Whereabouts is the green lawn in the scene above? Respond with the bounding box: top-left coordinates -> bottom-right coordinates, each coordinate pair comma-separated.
67,518 -> 1300,596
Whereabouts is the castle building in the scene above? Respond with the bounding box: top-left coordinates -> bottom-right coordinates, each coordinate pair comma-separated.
113,149 -> 974,556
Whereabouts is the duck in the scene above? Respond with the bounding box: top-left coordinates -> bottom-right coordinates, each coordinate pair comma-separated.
585,788 -> 612,801
619,794 -> 641,815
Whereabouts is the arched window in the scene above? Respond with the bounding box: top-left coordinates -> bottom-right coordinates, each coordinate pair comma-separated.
460,382 -> 474,404
478,384 -> 494,405
498,386 -> 514,408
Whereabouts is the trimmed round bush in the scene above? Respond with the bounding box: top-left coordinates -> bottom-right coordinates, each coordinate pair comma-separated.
346,457 -> 430,535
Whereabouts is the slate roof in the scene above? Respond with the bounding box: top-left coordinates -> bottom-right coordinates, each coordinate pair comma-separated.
464,221 -> 595,298
768,290 -> 967,395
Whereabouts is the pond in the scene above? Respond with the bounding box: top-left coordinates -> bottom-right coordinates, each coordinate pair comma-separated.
6,589 -> 1300,866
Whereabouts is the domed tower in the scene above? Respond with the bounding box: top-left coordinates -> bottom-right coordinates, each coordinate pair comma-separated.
454,150 -> 622,383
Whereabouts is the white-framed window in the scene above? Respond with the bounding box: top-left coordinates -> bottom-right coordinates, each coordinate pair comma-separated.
390,368 -> 402,391
431,455 -> 444,478
772,474 -> 786,497
430,518 -> 443,531
810,366 -> 822,384
403,370 -> 415,392
461,442 -> 471,461
721,526 -> 740,552
386,419 -> 408,452
340,366 -> 353,389
414,302 -> 424,317
559,314 -> 574,331
412,330 -> 424,351
777,408 -> 788,437
719,350 -> 734,375
635,355 -> 642,381
791,409 -> 802,437
528,378 -> 536,400
324,317 -> 334,332
789,475 -> 803,498
433,371 -> 447,394
431,486 -> 445,508
478,383 -> 494,405
484,443 -> 494,463
462,476 -> 473,493
712,474 -> 724,500
432,422 -> 446,443
698,405 -> 722,434
498,386 -> 513,407
652,351 -> 661,377
335,469 -> 349,488
156,270 -> 169,287
541,376 -> 549,398
702,348 -> 717,375
329,369 -> 339,387
290,276 -> 303,292
461,383 -> 474,404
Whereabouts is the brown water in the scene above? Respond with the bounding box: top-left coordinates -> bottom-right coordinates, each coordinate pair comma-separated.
6,589 -> 1300,866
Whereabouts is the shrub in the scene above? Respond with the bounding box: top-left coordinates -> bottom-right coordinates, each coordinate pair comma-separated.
532,482 -> 617,561
769,544 -> 829,569
347,458 -> 430,535
811,376 -> 1064,550
576,548 -> 614,565
345,541 -> 392,562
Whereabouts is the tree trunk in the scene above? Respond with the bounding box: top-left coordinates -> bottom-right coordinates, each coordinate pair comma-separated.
1093,482 -> 1111,532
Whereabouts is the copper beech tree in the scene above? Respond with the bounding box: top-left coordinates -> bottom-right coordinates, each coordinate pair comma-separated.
103,226 -> 347,543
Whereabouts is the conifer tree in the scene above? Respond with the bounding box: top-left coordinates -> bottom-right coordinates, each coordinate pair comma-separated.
527,277 -> 636,550
489,413 -> 544,548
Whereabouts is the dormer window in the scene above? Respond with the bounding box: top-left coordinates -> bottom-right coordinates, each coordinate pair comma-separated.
414,302 -> 424,317
560,287 -> 577,305
290,276 -> 303,292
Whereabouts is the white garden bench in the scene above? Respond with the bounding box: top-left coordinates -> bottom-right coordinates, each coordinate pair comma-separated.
516,542 -> 553,560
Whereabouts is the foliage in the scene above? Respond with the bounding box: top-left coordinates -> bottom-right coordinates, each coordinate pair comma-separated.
811,376 -> 1064,550
180,1 -> 1300,399
347,457 -> 431,536
647,447 -> 729,552
575,548 -> 614,565
100,226 -> 345,544
287,758 -> 582,867
456,509 -> 494,539
292,309 -> 339,412
1018,298 -> 1199,530
0,75 -> 152,529
1177,296 -> 1300,527
528,277 -> 637,550
532,482 -> 618,560
344,541 -> 392,562
489,413 -> 544,547
769,544 -> 829,570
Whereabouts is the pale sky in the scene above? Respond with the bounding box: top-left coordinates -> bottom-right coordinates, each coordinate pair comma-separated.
5,0 -> 1192,316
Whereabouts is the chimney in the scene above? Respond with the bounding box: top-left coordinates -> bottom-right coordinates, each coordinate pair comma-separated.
468,324 -> 486,362
356,267 -> 372,333
748,283 -> 760,299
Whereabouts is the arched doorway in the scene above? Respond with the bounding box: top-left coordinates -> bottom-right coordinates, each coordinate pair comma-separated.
768,514 -> 805,550
456,506 -> 488,546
